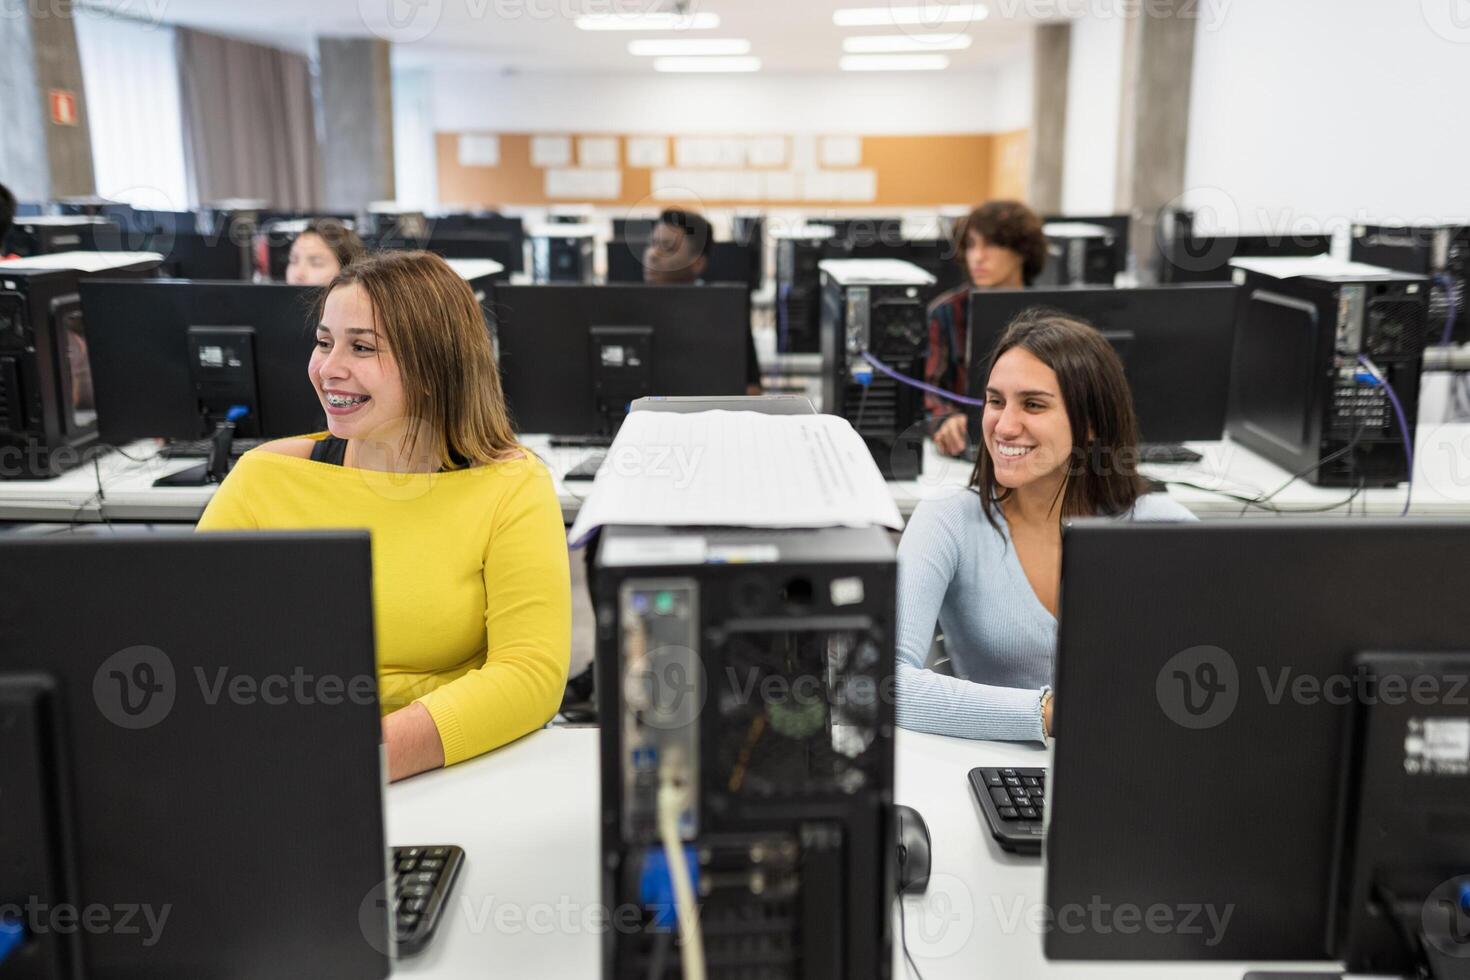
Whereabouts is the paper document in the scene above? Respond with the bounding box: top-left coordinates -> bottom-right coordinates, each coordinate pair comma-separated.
567,411 -> 904,546
1228,255 -> 1403,280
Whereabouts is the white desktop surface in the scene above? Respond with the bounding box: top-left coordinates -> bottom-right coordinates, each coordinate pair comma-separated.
3,425 -> 1468,525
385,726 -> 1329,979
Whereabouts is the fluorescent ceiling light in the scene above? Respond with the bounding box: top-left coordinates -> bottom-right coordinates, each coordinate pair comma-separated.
840,54 -> 950,71
653,56 -> 762,72
629,38 -> 751,56
843,33 -> 973,53
576,12 -> 720,30
833,4 -> 988,27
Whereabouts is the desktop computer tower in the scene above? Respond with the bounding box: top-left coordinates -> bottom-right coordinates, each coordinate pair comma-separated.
1035,223 -> 1119,286
5,216 -> 122,258
819,259 -> 935,480
0,255 -> 159,477
775,233 -> 830,353
531,227 -> 595,283
1225,261 -> 1428,487
1350,223 -> 1469,347
594,523 -> 897,980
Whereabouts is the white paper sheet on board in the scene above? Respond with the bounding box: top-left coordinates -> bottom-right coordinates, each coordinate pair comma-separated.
457,134 -> 500,167
578,136 -> 619,168
530,135 -> 573,167
627,136 -> 668,168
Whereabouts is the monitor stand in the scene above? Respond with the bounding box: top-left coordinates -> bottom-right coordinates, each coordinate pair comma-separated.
154,419 -> 238,487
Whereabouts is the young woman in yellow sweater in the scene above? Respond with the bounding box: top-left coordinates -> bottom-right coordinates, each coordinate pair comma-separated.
197,250 -> 571,781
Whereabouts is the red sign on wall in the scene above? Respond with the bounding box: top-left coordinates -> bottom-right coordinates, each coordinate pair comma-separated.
49,90 -> 79,127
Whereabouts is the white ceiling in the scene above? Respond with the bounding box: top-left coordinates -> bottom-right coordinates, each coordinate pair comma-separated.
87,0 -> 1045,74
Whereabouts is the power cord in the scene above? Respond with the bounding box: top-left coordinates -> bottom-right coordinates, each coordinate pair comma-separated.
1356,355 -> 1415,516
895,893 -> 928,980
656,754 -> 705,980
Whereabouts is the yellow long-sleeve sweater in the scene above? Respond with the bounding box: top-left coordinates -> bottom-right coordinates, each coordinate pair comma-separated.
195,436 -> 571,766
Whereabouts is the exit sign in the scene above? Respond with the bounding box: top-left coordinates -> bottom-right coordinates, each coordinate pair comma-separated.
49,89 -> 79,126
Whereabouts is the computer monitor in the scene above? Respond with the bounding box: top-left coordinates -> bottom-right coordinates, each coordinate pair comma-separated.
1161,229 -> 1332,283
416,233 -> 519,279
604,239 -> 760,290
491,283 -> 751,437
611,217 -> 657,241
1044,213 -> 1131,275
150,230 -> 253,280
1046,520 -> 1470,977
80,279 -> 325,452
0,532 -> 390,978
965,284 -> 1241,445
817,216 -> 904,248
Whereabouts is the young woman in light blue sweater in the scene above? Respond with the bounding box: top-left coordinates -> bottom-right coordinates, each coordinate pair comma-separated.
896,309 -> 1195,742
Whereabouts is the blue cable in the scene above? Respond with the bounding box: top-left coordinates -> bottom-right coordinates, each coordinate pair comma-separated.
225,405 -> 250,423
858,350 -> 989,408
1435,273 -> 1459,348
1356,355 -> 1414,516
0,917 -> 24,965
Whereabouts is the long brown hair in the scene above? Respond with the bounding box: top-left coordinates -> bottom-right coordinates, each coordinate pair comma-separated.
318,250 -> 518,470
970,308 -> 1145,528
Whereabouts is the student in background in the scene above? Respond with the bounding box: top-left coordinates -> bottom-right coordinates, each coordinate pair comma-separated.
285,218 -> 364,286
895,310 -> 1194,742
0,182 -> 17,260
197,251 -> 571,781
928,201 -> 1048,456
643,208 -> 763,395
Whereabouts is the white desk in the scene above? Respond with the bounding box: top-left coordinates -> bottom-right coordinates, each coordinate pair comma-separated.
385,726 -> 1328,979
5,425 -> 1469,525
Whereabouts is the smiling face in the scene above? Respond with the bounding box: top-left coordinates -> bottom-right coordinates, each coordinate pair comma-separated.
286,231 -> 342,286
982,346 -> 1075,491
309,283 -> 408,443
965,229 -> 1026,289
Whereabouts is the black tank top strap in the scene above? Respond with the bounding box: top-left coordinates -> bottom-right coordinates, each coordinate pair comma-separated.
310,435 -> 349,466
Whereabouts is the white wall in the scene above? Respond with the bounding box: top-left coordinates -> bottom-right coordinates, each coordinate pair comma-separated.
428,65 -> 1029,136
1060,13 -> 1125,215
1183,0 -> 1470,235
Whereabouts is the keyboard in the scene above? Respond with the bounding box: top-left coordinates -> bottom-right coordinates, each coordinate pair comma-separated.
1138,443 -> 1203,465
391,844 -> 465,955
159,437 -> 267,459
968,767 -> 1047,855
563,451 -> 606,482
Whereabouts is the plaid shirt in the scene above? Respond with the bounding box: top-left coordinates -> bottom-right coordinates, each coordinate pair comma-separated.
925,285 -> 971,425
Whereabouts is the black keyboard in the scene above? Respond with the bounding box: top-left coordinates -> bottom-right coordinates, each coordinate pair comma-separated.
1138,443 -> 1203,465
968,767 -> 1047,855
563,451 -> 606,481
392,844 -> 465,955
159,437 -> 267,459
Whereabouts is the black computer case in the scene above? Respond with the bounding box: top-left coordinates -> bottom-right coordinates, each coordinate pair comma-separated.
1224,262 -> 1428,487
0,255 -> 159,477
1350,224 -> 1469,347
594,523 -> 897,980
819,260 -> 934,480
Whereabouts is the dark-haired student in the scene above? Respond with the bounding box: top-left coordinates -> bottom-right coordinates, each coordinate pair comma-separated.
286,218 -> 365,286
643,208 -> 763,395
928,200 -> 1049,456
895,311 -> 1195,741
197,251 -> 571,780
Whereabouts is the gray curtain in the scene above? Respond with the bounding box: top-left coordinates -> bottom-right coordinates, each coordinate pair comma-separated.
176,28 -> 321,209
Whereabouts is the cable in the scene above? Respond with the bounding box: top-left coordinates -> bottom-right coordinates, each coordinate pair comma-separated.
857,350 -> 988,408
1357,355 -> 1415,516
1436,273 -> 1460,348
656,755 -> 705,980
1238,423 -> 1368,517
895,894 -> 927,980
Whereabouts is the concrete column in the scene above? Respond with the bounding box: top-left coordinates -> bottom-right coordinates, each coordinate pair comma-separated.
0,4 -> 96,201
318,38 -> 395,213
1027,23 -> 1070,213
1114,1 -> 1197,279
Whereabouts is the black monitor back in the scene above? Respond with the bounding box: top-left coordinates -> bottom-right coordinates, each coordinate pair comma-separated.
418,232 -> 519,278
1161,232 -> 1332,283
0,532 -> 389,978
81,279 -> 325,442
966,284 -> 1240,443
491,283 -> 750,435
604,238 -> 759,289
1047,519 -> 1470,966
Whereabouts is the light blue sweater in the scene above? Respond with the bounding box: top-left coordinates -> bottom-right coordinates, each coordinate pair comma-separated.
895,487 -> 1197,742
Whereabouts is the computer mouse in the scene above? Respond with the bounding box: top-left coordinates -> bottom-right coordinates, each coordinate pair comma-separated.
895,804 -> 931,895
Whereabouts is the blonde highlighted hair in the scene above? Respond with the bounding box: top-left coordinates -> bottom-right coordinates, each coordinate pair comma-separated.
318,250 -> 518,469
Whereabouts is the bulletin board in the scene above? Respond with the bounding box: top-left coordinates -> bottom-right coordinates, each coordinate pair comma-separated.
435,130 -> 1030,210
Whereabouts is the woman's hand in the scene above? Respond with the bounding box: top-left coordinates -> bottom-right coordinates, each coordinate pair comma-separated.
383,702 -> 446,782
934,414 -> 970,457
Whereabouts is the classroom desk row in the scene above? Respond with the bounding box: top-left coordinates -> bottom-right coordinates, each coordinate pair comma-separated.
1,425 -> 1468,525
386,725 -> 1330,979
